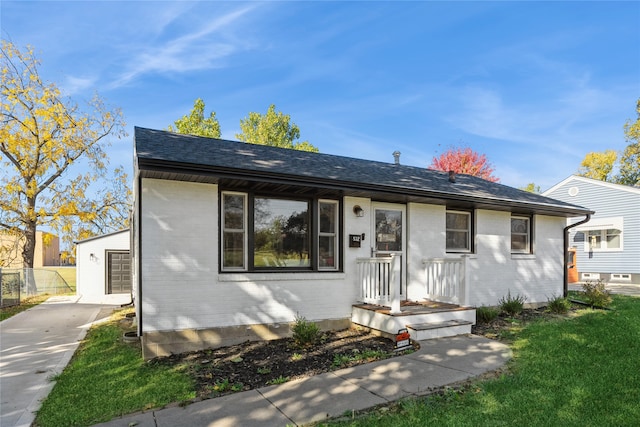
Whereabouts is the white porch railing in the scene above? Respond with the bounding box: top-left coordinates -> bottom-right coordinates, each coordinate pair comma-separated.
357,255 -> 401,313
422,257 -> 469,306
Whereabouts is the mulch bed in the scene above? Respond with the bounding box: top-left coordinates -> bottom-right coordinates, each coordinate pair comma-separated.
150,328 -> 418,400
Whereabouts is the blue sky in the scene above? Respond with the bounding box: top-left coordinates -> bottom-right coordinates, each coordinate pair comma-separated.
3,1 -> 639,190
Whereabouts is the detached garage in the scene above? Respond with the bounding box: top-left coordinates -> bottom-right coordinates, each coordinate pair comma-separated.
76,229 -> 132,304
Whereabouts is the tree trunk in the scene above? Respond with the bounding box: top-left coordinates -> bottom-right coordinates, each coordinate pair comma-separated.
22,220 -> 37,294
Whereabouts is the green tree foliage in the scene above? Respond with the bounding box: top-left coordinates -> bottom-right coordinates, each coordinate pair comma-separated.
578,99 -> 640,186
1,40 -> 127,268
168,98 -> 221,138
236,104 -> 319,152
577,149 -> 618,182
520,183 -> 541,193
620,99 -> 640,186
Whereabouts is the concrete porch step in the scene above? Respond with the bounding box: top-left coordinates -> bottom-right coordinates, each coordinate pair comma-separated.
406,319 -> 473,341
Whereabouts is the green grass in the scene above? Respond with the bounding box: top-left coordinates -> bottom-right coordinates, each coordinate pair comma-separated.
324,295 -> 640,426
34,309 -> 195,427
45,266 -> 76,291
0,294 -> 50,321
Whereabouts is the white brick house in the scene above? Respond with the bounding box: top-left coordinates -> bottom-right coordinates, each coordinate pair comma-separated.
133,127 -> 592,359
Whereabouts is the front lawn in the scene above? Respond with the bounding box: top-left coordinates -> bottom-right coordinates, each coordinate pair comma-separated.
324,295 -> 640,426
34,309 -> 195,427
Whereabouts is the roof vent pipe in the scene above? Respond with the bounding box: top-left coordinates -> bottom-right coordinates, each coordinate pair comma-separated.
449,170 -> 456,183
393,151 -> 401,165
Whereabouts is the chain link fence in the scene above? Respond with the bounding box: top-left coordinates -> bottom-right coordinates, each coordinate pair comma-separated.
0,268 -> 73,308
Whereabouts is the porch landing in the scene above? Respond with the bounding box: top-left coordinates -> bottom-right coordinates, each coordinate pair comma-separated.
352,300 -> 476,341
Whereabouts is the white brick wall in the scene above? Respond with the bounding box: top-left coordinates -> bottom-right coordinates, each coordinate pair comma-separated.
140,180 -> 566,334
467,210 -> 564,306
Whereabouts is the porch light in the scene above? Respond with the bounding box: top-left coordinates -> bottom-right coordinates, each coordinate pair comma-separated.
90,253 -> 96,262
353,205 -> 364,217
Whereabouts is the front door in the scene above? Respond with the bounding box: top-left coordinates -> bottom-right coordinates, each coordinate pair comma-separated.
372,203 -> 406,296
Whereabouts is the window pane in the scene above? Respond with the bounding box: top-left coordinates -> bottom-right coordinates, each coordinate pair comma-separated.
319,202 -> 336,233
588,230 -> 602,249
375,209 -> 402,252
606,229 -> 621,248
319,236 -> 335,268
511,235 -> 528,251
511,218 -> 528,233
446,212 -> 468,230
254,198 -> 310,268
223,231 -> 244,269
446,231 -> 468,250
224,194 -> 244,230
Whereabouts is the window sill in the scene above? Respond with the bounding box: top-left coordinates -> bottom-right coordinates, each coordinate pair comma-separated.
219,271 -> 346,283
511,253 -> 536,260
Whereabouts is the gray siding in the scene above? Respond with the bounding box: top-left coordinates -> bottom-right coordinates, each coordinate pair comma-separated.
544,177 -> 640,280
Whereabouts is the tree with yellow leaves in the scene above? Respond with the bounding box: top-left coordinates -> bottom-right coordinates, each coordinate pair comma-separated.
1,40 -> 127,270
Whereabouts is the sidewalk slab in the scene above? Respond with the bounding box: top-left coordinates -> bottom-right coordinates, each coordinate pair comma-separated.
409,335 -> 512,375
258,371 -> 387,426
334,358 -> 473,401
156,390 -> 292,427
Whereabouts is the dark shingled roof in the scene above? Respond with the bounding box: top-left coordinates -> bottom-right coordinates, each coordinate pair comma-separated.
134,127 -> 592,217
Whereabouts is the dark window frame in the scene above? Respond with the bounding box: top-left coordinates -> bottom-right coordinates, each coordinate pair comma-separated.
220,190 -> 342,273
445,209 -> 474,253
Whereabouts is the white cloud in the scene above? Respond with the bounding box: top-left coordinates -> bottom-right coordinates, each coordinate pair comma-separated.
110,4 -> 261,88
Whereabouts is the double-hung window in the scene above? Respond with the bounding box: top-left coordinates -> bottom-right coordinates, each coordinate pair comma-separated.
446,210 -> 472,252
511,215 -> 532,254
221,192 -> 247,270
318,200 -> 338,270
221,191 -> 340,272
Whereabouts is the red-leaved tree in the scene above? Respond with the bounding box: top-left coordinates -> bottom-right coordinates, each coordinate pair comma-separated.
429,146 -> 500,182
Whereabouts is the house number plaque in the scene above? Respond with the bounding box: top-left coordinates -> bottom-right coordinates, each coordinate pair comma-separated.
349,234 -> 362,248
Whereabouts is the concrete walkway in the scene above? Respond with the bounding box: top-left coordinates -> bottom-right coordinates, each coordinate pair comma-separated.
0,295 -> 123,427
93,335 -> 511,427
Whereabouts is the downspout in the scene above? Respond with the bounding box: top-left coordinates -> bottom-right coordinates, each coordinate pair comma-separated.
563,214 -> 591,297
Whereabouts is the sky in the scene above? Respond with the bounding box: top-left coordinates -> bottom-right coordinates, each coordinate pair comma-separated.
2,1 -> 639,191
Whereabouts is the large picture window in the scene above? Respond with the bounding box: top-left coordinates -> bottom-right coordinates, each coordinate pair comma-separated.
511,216 -> 532,253
254,198 -> 310,268
446,211 -> 472,252
221,192 -> 340,272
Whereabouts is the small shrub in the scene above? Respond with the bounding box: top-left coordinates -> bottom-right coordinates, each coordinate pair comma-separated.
476,305 -> 499,323
499,291 -> 526,316
212,378 -> 243,393
291,352 -> 303,361
267,375 -> 289,385
257,367 -> 271,375
582,279 -> 612,308
292,314 -> 321,348
546,294 -> 571,314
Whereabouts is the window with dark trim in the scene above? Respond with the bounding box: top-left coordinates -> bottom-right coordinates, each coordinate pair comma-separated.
221,191 -> 340,272
446,210 -> 472,252
511,215 -> 532,253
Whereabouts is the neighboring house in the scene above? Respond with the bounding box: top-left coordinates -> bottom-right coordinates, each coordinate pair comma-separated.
76,229 -> 132,304
133,127 -> 592,359
543,175 -> 640,284
0,231 -> 60,268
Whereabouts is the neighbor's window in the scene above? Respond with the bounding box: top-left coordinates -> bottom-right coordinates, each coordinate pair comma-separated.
446,211 -> 472,252
588,229 -> 621,251
254,197 -> 310,269
222,192 -> 247,270
511,216 -> 531,253
319,200 -> 338,270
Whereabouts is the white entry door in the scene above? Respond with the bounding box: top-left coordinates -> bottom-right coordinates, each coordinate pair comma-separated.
372,203 -> 406,296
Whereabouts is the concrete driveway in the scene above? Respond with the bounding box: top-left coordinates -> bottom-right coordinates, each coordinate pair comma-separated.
0,295 -> 123,427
